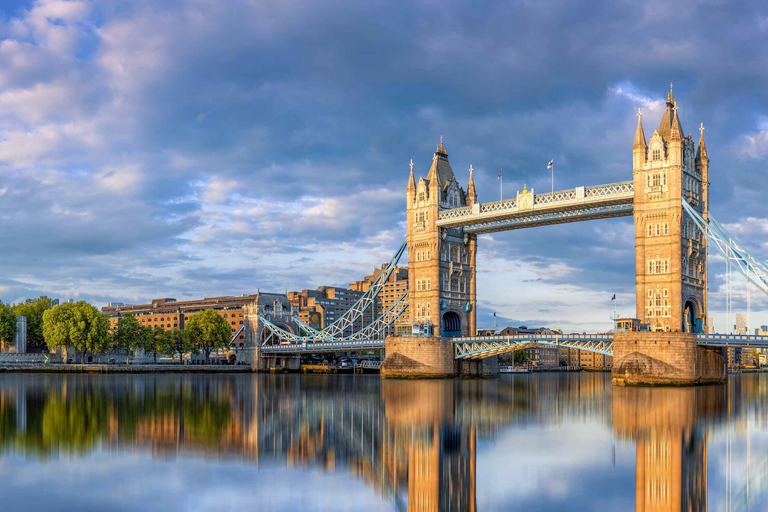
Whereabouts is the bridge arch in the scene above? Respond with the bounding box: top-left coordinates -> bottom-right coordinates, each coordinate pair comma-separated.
442,311 -> 462,337
683,298 -> 701,333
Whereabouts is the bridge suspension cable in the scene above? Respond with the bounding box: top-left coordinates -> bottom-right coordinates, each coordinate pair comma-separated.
258,241 -> 409,346
682,200 -> 768,300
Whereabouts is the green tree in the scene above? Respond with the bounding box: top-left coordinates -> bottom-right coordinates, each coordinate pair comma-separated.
160,328 -> 193,363
112,313 -> 144,364
11,296 -> 57,351
42,302 -> 111,363
0,302 -> 16,352
185,309 -> 231,363
143,325 -> 166,364
514,349 -> 528,364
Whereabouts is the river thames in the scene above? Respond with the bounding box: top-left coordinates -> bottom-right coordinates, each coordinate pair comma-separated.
0,372 -> 765,511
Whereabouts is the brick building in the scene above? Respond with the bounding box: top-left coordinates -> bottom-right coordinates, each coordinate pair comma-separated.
102,295 -> 257,346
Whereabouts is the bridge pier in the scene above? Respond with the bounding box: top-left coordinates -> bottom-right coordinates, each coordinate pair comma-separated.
612,332 -> 726,386
381,336 -> 498,378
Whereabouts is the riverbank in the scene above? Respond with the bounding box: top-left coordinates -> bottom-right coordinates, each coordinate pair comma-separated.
0,364 -> 252,373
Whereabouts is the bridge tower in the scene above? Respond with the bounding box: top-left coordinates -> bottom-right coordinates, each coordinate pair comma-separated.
406,138 -> 477,337
632,85 -> 709,333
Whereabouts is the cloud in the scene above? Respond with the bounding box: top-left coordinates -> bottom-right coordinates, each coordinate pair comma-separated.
1,0 -> 768,330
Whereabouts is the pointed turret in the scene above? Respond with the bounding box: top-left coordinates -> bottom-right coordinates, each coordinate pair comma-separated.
426,136 -> 456,192
633,109 -> 647,170
670,106 -> 683,141
633,109 -> 647,149
696,123 -> 708,163
466,165 -> 477,205
406,158 -> 416,203
657,82 -> 676,140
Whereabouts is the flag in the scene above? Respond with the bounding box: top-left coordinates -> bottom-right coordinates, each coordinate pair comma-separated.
493,312 -> 496,318
611,294 -> 616,301
547,159 -> 554,169
498,169 -> 502,179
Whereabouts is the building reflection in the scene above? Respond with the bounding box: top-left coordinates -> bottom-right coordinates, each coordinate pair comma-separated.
613,385 -> 726,512
0,373 -> 757,511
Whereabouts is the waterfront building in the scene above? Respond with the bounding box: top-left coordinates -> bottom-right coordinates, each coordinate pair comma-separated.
102,295 -> 257,346
350,264 -> 409,336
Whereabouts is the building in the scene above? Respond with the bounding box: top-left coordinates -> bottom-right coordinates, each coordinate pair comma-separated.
633,84 -> 709,333
735,314 -> 747,335
406,138 -> 477,337
102,295 -> 258,346
287,286 -> 374,333
350,264 -> 409,336
756,325 -> 768,336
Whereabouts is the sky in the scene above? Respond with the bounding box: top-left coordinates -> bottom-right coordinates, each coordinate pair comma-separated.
1,0 -> 768,333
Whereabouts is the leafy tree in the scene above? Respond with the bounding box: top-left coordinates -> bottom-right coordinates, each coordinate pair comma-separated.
42,302 -> 111,363
142,325 -> 166,363
185,309 -> 231,363
0,302 -> 16,352
161,328 -> 193,363
11,296 -> 57,351
514,349 -> 528,364
112,313 -> 144,364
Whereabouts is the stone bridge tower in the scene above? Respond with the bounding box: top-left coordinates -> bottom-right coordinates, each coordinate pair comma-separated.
406,139 -> 477,337
632,85 -> 710,333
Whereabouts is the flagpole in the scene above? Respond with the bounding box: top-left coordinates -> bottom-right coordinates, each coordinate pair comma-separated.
500,168 -> 503,201
551,161 -> 554,194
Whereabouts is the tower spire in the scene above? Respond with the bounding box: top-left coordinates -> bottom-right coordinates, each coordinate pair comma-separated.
633,108 -> 647,149
407,158 -> 416,196
670,105 -> 682,140
467,164 -> 477,205
696,123 -> 708,162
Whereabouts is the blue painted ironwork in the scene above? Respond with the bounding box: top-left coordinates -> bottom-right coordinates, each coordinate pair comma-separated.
696,333 -> 768,348
453,334 -> 614,359
682,200 -> 768,296
258,241 -> 408,348
461,203 -> 633,234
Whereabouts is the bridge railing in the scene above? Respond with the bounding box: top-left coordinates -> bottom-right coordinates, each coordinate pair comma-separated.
697,333 -> 768,347
436,181 -> 634,225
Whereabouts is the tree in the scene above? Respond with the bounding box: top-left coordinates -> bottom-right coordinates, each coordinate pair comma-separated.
142,325 -> 166,364
185,310 -> 231,363
112,313 -> 144,364
0,303 -> 16,352
42,302 -> 111,363
514,350 -> 528,364
11,296 -> 57,351
160,328 -> 193,363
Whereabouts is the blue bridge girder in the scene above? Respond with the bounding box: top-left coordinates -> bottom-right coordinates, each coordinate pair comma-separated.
452,334 -> 615,360
460,203 -> 633,234
696,333 -> 768,348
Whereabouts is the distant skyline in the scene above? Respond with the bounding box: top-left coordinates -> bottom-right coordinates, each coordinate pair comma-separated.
2,0 -> 768,333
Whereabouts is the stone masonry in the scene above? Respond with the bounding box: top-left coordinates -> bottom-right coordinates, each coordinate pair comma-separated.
612,332 -> 725,386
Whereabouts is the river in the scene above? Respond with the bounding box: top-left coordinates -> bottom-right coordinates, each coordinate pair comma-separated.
0,372 -> 765,511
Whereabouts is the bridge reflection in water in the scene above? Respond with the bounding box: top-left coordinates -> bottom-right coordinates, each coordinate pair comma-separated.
0,374 -> 764,511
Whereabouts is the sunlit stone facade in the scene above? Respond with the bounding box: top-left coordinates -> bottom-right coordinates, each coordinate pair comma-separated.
406,139 -> 477,337
633,85 -> 710,333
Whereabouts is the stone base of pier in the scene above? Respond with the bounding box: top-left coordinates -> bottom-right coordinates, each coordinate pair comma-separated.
611,332 -> 726,386
381,336 -> 498,378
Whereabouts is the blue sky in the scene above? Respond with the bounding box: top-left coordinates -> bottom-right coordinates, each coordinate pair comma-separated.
1,0 -> 768,332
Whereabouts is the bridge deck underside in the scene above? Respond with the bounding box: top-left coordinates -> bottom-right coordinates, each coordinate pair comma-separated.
436,181 -> 634,234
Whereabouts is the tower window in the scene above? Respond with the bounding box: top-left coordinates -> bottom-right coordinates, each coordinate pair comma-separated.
652,149 -> 662,161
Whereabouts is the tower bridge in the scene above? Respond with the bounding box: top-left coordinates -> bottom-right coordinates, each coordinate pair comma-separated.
244,85 -> 768,385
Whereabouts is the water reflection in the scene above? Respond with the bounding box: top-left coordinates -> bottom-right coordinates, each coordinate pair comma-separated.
0,373 -> 765,511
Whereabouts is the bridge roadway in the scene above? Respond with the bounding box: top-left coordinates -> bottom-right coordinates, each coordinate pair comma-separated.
435,180 -> 634,234
259,332 -> 768,360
